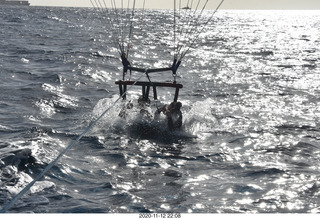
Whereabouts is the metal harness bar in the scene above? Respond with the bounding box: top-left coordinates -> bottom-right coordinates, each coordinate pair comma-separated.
115,80 -> 183,102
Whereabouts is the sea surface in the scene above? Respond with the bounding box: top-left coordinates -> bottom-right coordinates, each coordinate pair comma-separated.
1,6 -> 320,213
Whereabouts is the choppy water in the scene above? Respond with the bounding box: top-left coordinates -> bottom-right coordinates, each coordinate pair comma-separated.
1,6 -> 320,213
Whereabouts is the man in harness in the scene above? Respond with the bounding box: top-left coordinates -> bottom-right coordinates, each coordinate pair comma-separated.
155,101 -> 183,131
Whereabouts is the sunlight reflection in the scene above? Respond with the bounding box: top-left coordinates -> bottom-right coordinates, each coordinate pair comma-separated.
187,174 -> 210,183
236,198 -> 254,205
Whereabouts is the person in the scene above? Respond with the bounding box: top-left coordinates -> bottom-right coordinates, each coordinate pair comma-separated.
138,96 -> 153,119
156,102 -> 182,131
121,52 -> 132,80
119,96 -> 153,120
118,100 -> 133,119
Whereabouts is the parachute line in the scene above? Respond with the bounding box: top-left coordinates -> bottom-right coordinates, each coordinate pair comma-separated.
89,0 -> 224,75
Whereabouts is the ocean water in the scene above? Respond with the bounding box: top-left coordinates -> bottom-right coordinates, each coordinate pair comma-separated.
1,6 -> 320,213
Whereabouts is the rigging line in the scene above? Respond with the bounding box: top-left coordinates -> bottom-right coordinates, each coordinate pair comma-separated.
101,0 -> 113,25
174,0 -> 177,59
119,0 -> 129,55
92,0 -> 104,16
174,0 -> 182,56
179,0 -> 225,60
92,0 -> 100,8
124,0 -> 131,54
174,0 -> 195,57
118,1 -> 126,56
175,0 -> 207,57
101,0 -> 121,44
184,0 -> 195,29
127,0 -> 146,53
102,0 -> 108,8
110,0 -> 115,9
127,0 -> 130,12
125,0 -> 131,27
120,0 -> 125,54
172,0 -> 184,57
177,0 -> 209,56
186,0 -> 208,36
178,0 -> 182,18
0,72 -> 147,213
90,1 -> 116,49
128,0 -> 136,52
126,0 -> 136,58
97,0 -> 104,9
110,0 -> 125,54
90,0 -> 97,8
176,0 -> 191,43
111,0 -> 124,54
108,0 -> 122,53
186,0 -> 190,8
99,0 -> 116,36
91,1 -> 116,44
120,0 -> 131,56
97,0 -> 110,22
90,0 -> 122,55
